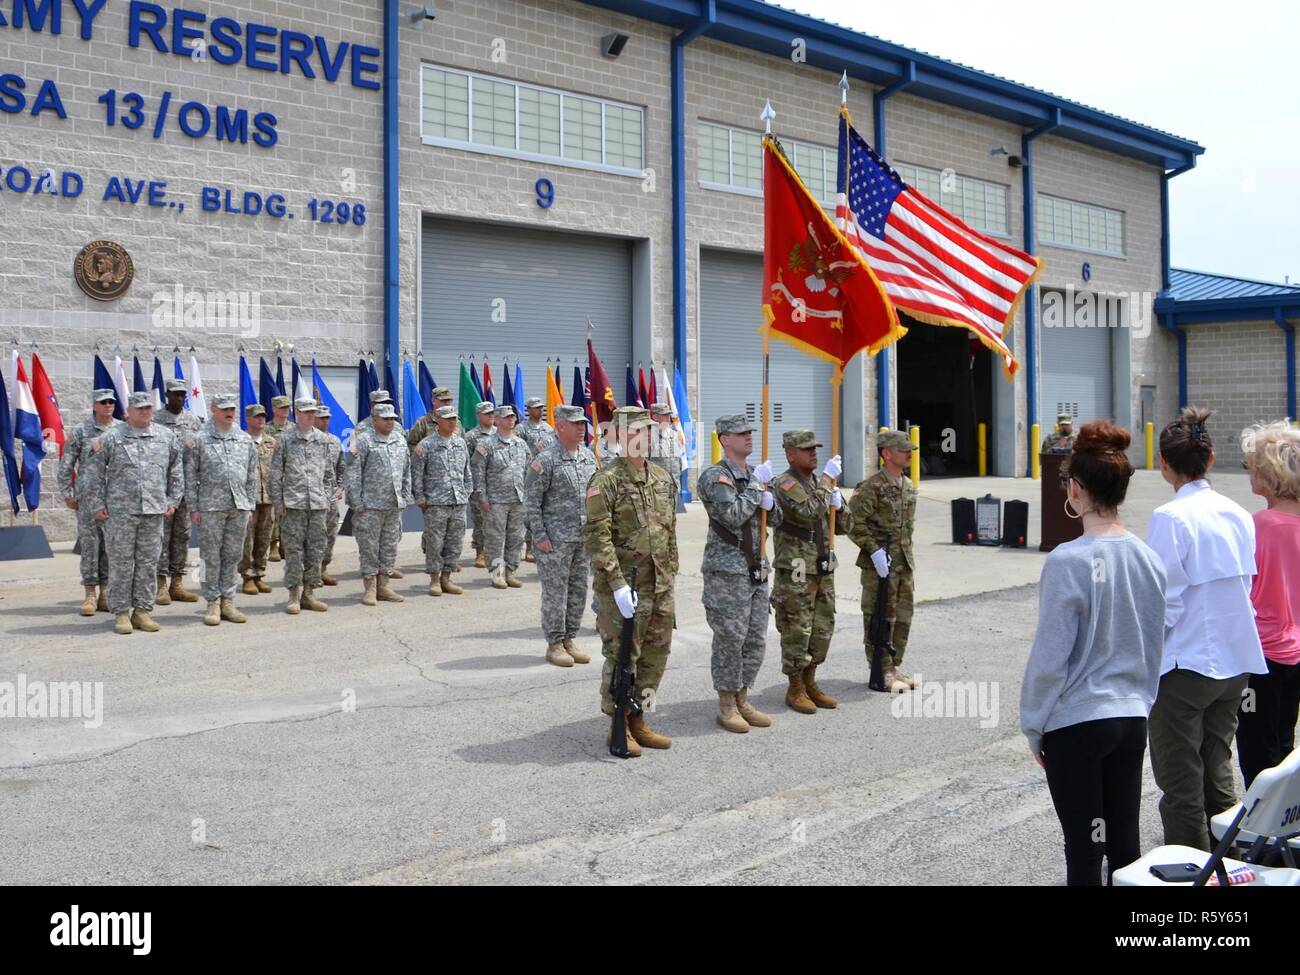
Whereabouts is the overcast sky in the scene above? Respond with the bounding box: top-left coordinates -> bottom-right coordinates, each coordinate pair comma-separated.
787,0 -> 1300,285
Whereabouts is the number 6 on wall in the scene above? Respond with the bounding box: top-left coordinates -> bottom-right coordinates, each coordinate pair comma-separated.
535,177 -> 555,209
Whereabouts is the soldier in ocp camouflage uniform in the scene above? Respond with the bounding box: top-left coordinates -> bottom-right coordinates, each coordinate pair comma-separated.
184,392 -> 260,626
518,395 -> 556,564
849,429 -> 918,694
698,414 -> 781,733
771,429 -> 851,714
413,405 -> 470,596
348,402 -> 412,606
1041,412 -> 1077,453
472,404 -> 531,589
154,378 -> 201,606
407,386 -> 454,449
463,400 -> 498,568
313,405 -> 346,586
239,404 -> 276,594
88,391 -> 184,635
269,398 -> 335,615
525,404 -> 597,668
60,388 -> 119,616
584,406 -> 679,755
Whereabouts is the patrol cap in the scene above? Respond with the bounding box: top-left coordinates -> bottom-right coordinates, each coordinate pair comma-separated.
554,404 -> 586,423
245,403 -> 266,417
271,395 -> 292,409
494,404 -> 517,419
373,403 -> 397,419
434,405 -> 458,420
165,379 -> 188,394
524,396 -> 544,409
431,386 -> 452,401
92,388 -> 117,403
294,397 -> 318,413
783,429 -> 822,450
649,402 -> 671,416
127,391 -> 154,409
370,389 -> 393,404
877,430 -> 915,452
716,414 -> 754,436
316,405 -> 332,419
475,401 -> 496,416
1057,412 -> 1073,423
211,392 -> 238,409
612,405 -> 654,430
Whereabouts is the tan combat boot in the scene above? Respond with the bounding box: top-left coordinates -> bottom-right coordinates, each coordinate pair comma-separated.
803,665 -> 839,709
735,688 -> 772,727
96,585 -> 109,613
785,672 -> 817,714
524,543 -> 535,563
428,574 -> 442,597
440,572 -> 464,595
170,573 -> 198,603
80,585 -> 97,617
114,611 -> 133,635
242,576 -> 259,596
300,587 -> 328,612
255,577 -> 272,594
220,599 -> 247,623
505,571 -> 522,589
879,661 -> 909,694
375,576 -> 404,603
491,571 -> 508,591
155,574 -> 172,606
204,600 -> 221,626
608,725 -> 642,757
628,713 -> 671,749
893,663 -> 917,690
473,547 -> 486,569
320,564 -> 338,586
562,638 -> 591,664
286,586 -> 302,615
546,642 -> 575,668
361,576 -> 378,606
131,608 -> 160,632
717,692 -> 750,734
387,568 -> 404,580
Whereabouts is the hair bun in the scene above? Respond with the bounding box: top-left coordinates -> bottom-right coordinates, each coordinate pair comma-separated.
1074,420 -> 1131,455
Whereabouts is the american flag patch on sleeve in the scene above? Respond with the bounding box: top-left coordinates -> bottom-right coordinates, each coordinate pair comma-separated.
780,477 -> 797,491
718,474 -> 733,487
586,485 -> 601,498
531,459 -> 543,473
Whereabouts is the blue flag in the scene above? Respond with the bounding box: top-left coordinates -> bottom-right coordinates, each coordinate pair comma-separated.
501,362 -> 515,415
402,359 -> 426,431
132,356 -> 147,393
291,358 -> 303,414
0,371 -> 20,514
93,355 -> 123,419
570,364 -> 590,444
514,363 -> 525,413
418,359 -> 436,407
314,360 -> 355,442
152,357 -> 166,409
259,358 -> 278,415
238,357 -> 257,431
469,360 -> 483,399
384,361 -> 398,406
357,358 -> 375,422
625,363 -> 641,408
673,364 -> 695,463
173,355 -> 185,383
275,358 -> 286,397
367,358 -> 380,394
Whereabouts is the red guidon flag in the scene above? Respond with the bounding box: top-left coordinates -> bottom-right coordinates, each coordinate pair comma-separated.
762,136 -> 902,368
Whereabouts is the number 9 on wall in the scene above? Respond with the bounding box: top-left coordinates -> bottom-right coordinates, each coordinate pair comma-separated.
535,177 -> 555,209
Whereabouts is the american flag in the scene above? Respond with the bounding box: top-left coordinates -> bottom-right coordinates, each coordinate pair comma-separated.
836,115 -> 1038,373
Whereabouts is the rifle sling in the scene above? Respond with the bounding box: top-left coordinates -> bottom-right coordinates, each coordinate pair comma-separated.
708,516 -> 760,576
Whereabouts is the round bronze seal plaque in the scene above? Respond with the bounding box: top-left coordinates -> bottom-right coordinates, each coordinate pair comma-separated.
74,240 -> 134,301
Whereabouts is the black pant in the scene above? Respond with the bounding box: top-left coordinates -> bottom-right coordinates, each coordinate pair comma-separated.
1042,717 -> 1148,886
1236,657 -> 1300,790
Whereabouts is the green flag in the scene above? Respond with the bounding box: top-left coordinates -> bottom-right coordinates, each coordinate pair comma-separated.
458,359 -> 481,429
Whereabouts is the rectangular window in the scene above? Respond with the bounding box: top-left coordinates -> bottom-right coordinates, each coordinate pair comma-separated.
1037,193 -> 1125,256
895,161 -> 1009,236
421,65 -> 643,175
697,122 -> 836,205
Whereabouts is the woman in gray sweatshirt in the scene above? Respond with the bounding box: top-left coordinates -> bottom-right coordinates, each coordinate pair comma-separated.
1020,421 -> 1166,885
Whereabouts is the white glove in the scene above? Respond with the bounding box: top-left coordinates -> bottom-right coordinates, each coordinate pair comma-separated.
822,454 -> 842,481
829,489 -> 843,510
679,454 -> 690,474
759,490 -> 774,511
870,548 -> 890,579
614,585 -> 638,619
753,460 -> 773,484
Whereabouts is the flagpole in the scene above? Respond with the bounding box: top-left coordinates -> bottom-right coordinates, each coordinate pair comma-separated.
824,73 -> 854,545
758,100 -> 776,563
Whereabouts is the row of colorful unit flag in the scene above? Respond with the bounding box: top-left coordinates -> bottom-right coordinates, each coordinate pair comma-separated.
0,335 -> 696,515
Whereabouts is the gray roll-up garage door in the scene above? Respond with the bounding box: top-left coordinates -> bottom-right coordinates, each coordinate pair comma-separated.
1039,288 -> 1114,426
421,217 -> 632,410
699,248 -> 834,458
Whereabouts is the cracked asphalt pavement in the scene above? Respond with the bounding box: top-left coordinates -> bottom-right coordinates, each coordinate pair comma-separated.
0,472 -> 1261,885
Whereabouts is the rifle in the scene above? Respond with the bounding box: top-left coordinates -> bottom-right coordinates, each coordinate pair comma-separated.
609,566 -> 641,758
866,534 -> 891,692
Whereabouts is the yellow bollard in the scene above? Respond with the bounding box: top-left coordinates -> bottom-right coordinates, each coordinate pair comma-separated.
879,426 -> 887,468
977,423 -> 987,477
1145,422 -> 1155,470
909,425 -> 920,486
1030,423 -> 1041,480
711,430 -> 722,464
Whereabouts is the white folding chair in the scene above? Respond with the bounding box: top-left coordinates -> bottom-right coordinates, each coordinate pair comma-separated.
1210,748 -> 1300,862
1114,748 -> 1300,886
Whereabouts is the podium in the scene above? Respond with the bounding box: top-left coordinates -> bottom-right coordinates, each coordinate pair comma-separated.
1039,452 -> 1083,552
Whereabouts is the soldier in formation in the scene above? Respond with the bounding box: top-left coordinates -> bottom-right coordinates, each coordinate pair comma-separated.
471,405 -> 530,589
525,404 -> 597,667
264,394 -> 292,562
407,386 -> 456,448
463,400 -> 498,568
518,395 -> 556,563
313,404 -> 346,586
154,378 -> 201,606
60,388 -> 119,616
269,398 -> 334,615
413,405 -> 470,597
348,402 -> 412,606
239,404 -> 276,595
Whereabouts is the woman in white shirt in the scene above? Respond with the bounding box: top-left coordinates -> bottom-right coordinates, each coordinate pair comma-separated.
1145,406 -> 1267,851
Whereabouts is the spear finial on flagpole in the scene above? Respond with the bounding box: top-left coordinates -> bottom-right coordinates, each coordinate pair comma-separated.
840,71 -> 849,105
760,100 -> 775,135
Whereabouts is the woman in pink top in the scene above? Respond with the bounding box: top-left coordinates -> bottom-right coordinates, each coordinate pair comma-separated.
1236,420 -> 1300,788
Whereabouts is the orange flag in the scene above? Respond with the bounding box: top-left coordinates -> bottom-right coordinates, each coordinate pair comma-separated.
545,362 -> 565,426
762,136 -> 902,367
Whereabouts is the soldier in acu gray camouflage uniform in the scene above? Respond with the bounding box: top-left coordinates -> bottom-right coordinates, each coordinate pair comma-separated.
698,414 -> 781,734
184,392 -> 260,626
463,400 -> 498,568
348,402 -> 412,606
60,388 -> 119,616
472,404 -> 531,589
518,395 -> 556,563
154,378 -> 202,606
413,405 -> 471,597
87,391 -> 184,636
269,398 -> 336,615
312,404 -> 347,586
525,404 -> 598,667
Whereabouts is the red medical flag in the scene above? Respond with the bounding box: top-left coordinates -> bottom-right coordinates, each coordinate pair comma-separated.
586,338 -> 617,425
28,353 -> 64,458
